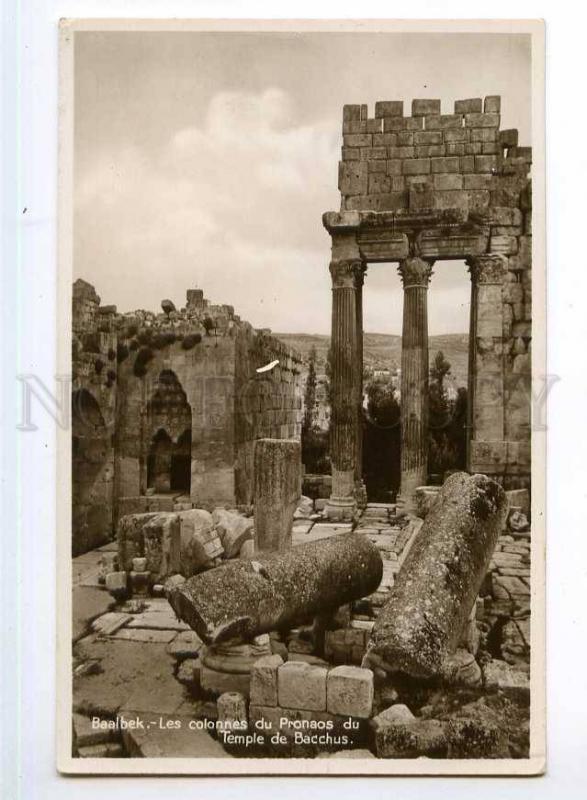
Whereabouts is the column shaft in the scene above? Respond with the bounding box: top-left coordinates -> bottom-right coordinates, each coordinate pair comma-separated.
328,259 -> 362,519
399,257 -> 433,508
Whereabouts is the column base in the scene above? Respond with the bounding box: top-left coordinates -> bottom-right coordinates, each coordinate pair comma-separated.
325,495 -> 357,522
399,470 -> 428,515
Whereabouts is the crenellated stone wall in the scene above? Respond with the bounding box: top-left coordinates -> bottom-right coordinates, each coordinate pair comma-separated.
72,281 -> 303,554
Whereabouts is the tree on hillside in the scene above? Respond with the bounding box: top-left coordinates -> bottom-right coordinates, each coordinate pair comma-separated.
302,346 -> 318,434
363,376 -> 401,502
428,351 -> 468,478
301,346 -> 329,474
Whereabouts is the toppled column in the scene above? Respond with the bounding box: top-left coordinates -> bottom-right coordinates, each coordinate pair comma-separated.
253,438 -> 301,552
167,532 -> 383,644
364,473 -> 508,678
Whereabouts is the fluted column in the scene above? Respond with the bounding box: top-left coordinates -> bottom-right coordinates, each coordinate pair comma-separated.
327,258 -> 364,520
354,265 -> 366,486
398,256 -> 433,510
466,254 -> 507,473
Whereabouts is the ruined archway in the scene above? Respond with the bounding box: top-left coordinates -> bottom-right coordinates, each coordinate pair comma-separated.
146,370 -> 192,494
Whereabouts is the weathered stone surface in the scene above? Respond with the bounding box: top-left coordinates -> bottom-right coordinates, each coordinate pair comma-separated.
371,704 -> 415,730
326,665 -> 374,718
105,571 -> 128,598
168,532 -> 382,644
278,661 -> 327,711
212,509 -> 254,558
178,509 -> 223,574
250,654 -> 283,707
483,658 -> 530,695
254,438 -> 301,552
142,513 -> 181,580
440,649 -> 482,687
117,513 -> 158,572
365,473 -> 508,677
374,718 -> 448,758
217,692 -> 248,731
176,657 -> 200,684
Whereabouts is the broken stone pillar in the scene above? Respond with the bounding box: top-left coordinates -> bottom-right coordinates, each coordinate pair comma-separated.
398,257 -> 433,511
253,438 -> 301,552
327,259 -> 364,520
168,531 -> 383,644
364,473 -> 508,678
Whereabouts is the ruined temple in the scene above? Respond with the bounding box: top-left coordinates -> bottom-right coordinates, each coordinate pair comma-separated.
71,280 -> 303,554
324,96 -> 531,518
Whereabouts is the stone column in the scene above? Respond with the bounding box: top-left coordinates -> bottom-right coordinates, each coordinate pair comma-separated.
327,259 -> 363,520
466,254 -> 507,474
254,438 -> 301,553
354,264 -> 367,492
398,256 -> 433,510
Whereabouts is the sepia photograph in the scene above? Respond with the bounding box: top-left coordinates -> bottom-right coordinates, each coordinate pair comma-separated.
57,18 -> 545,775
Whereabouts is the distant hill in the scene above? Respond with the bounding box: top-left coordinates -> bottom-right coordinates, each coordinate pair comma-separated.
275,332 -> 470,388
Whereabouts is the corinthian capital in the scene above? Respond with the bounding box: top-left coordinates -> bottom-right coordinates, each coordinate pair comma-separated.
330,259 -> 366,289
398,257 -> 434,289
466,254 -> 507,285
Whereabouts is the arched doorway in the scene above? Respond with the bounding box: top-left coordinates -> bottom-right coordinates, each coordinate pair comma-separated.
146,370 -> 192,494
171,429 -> 191,492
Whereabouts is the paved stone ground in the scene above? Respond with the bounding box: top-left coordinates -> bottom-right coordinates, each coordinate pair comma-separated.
70,504 -> 530,757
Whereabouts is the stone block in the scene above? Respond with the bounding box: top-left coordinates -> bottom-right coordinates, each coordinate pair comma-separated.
326,665 -> 374,718
278,661 -> 327,711
431,156 -> 460,173
454,98 -> 482,114
412,99 -> 441,116
425,114 -> 463,129
166,630 -> 202,659
179,508 -> 223,574
402,158 -> 430,175
371,704 -> 415,730
142,512 -> 181,580
360,146 -> 387,160
499,128 -> 519,148
217,692 -> 248,731
375,100 -> 403,117
343,104 -> 364,122
343,133 -> 372,148
484,95 -> 501,113
338,161 -> 368,196
341,147 -> 360,161
250,654 -> 283,707
432,173 -> 463,190
213,509 -> 253,558
117,512 -> 158,571
465,112 -> 500,127
105,571 -> 128,597
373,719 -> 448,758
413,130 -> 443,145
475,155 -> 499,173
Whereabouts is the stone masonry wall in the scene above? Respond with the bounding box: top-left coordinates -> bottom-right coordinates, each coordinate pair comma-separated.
234,328 -> 303,506
339,97 -> 531,488
72,282 -> 302,553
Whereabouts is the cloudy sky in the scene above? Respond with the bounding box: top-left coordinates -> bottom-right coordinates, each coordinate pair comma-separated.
74,30 -> 531,335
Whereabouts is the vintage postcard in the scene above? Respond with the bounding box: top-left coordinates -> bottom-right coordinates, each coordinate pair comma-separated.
57,18 -> 545,775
